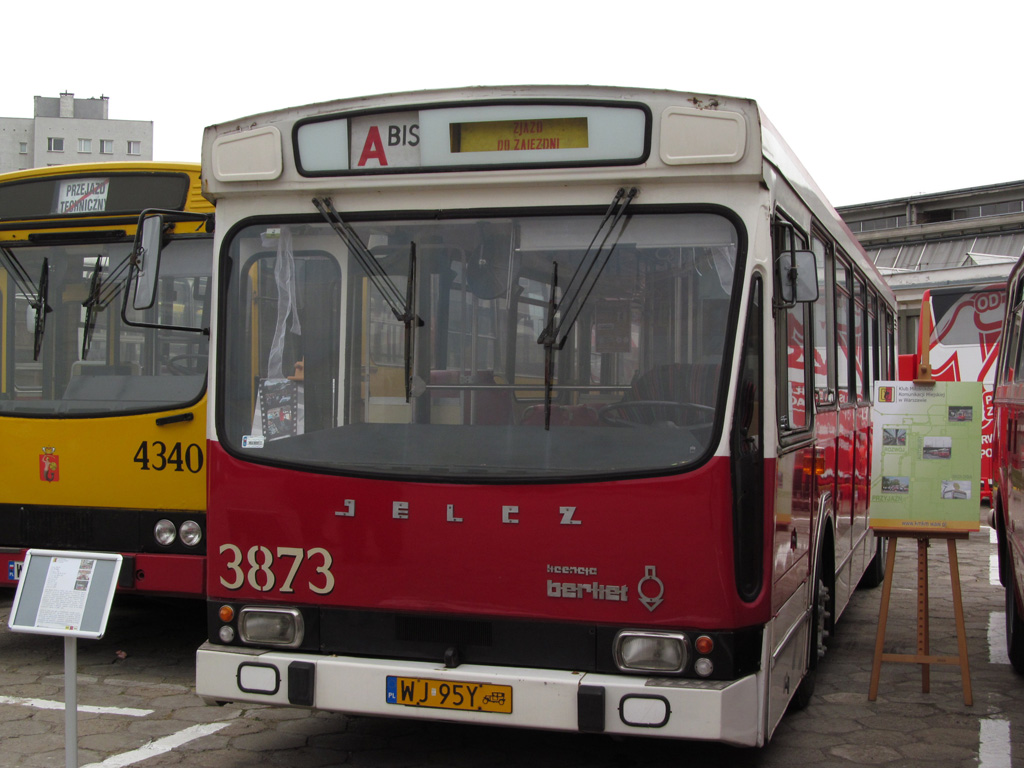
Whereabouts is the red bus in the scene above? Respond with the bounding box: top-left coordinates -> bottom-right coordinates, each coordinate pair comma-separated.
992,255 -> 1024,669
900,285 -> 1006,504
152,87 -> 896,745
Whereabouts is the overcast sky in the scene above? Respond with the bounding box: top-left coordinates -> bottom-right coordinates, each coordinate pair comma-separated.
4,0 -> 1020,207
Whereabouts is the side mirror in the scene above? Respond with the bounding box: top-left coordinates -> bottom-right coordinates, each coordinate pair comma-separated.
132,214 -> 164,310
777,249 -> 818,304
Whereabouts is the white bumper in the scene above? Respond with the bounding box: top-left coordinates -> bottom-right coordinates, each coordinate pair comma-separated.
196,643 -> 763,746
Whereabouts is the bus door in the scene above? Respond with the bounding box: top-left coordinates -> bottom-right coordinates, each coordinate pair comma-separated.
773,225 -> 817,611
832,258 -> 858,598
851,275 -> 872,576
810,233 -> 837,566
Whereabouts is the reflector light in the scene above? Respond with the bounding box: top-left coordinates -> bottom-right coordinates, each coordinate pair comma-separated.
218,605 -> 234,622
154,519 -> 176,546
239,607 -> 304,647
614,631 -> 689,674
619,695 -> 670,727
238,662 -> 280,695
694,657 -> 714,677
695,635 -> 714,655
179,520 -> 203,547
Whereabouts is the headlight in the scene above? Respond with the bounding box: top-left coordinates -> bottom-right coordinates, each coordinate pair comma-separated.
179,520 -> 203,547
154,519 -> 177,546
239,607 -> 304,647
614,630 -> 689,674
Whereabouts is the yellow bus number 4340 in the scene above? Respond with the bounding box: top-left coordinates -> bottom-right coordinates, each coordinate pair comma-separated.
134,441 -> 204,473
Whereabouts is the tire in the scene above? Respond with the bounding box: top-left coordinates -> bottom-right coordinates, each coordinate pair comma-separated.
791,553 -> 833,710
1006,558 -> 1024,673
858,536 -> 886,589
996,497 -> 1009,587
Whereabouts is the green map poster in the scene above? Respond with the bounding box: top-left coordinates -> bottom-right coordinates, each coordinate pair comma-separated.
870,380 -> 982,532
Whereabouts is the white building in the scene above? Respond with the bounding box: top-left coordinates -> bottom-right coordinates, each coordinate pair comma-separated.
838,180 -> 1024,352
0,93 -> 152,173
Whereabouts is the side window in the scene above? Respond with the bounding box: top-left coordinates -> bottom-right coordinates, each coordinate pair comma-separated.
868,292 -> 880,394
1012,303 -> 1024,385
775,219 -> 812,433
853,275 -> 867,401
1001,278 -> 1024,386
811,235 -> 833,406
834,259 -> 852,404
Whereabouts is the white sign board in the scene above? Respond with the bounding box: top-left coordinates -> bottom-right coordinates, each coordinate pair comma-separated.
8,550 -> 122,639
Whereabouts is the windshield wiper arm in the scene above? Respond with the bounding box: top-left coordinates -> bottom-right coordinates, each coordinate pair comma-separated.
540,261 -> 559,430
32,258 -> 51,361
313,197 -> 423,401
82,261 -> 103,358
0,245 -> 40,303
0,246 -> 54,361
536,187 -> 636,429
313,197 -> 408,319
537,187 -> 636,351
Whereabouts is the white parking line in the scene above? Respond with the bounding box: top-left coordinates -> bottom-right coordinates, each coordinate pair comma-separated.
80,722 -> 230,768
991,528 -> 1002,585
0,694 -> 151,717
980,718 -> 1012,768
990,612 -> 1010,665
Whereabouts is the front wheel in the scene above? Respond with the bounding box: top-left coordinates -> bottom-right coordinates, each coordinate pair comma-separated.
791,558 -> 833,710
1006,560 -> 1024,673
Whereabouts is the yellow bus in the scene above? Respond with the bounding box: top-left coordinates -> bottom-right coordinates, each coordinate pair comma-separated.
0,162 -> 213,596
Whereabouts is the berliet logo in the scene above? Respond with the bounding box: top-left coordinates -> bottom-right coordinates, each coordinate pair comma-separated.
545,564 -> 665,610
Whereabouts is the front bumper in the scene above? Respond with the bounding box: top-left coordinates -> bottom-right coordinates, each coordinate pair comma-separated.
196,642 -> 762,746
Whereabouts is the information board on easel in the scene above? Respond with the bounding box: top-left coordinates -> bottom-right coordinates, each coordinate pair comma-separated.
867,377 -> 983,705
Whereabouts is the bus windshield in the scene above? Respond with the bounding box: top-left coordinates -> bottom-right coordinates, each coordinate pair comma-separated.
0,237 -> 210,416
223,210 -> 741,479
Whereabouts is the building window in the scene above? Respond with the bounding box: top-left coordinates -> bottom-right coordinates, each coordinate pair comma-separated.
47,137 -> 64,152
847,215 -> 907,233
127,140 -> 141,156
78,138 -> 92,153
952,201 -> 1024,220
100,140 -> 114,155
18,142 -> 28,154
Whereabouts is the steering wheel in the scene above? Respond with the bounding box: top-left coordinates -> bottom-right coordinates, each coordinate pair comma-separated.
598,400 -> 714,428
164,354 -> 208,376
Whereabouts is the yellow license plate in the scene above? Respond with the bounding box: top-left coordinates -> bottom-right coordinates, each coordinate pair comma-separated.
386,676 -> 512,714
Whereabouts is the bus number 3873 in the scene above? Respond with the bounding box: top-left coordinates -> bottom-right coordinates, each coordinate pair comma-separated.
219,544 -> 335,595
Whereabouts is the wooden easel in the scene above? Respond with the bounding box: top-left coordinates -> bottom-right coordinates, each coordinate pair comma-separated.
867,531 -> 972,705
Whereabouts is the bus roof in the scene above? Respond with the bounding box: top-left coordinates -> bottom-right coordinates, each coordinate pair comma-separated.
201,85 -> 892,301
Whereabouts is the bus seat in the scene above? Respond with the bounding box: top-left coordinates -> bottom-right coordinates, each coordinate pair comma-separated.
521,403 -> 599,427
690,362 -> 721,405
429,370 -> 513,426
631,363 -> 693,402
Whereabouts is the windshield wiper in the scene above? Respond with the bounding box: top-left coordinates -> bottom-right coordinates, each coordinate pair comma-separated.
313,197 -> 423,401
536,186 -> 637,429
81,253 -> 136,358
0,245 -> 53,361
33,258 -> 51,361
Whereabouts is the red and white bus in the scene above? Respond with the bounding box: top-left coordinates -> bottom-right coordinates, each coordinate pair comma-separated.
166,87 -> 896,746
900,285 -> 1006,504
992,256 -> 1024,670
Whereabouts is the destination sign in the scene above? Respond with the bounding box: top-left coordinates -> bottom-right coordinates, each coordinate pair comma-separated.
0,173 -> 191,221
56,178 -> 110,214
295,103 -> 647,174
450,118 -> 589,153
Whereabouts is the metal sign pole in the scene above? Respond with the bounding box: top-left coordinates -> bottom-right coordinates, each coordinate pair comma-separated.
65,636 -> 78,768
7,551 -> 122,768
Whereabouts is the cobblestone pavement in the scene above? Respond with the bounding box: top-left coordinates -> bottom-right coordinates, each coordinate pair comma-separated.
1,509 -> 1020,767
